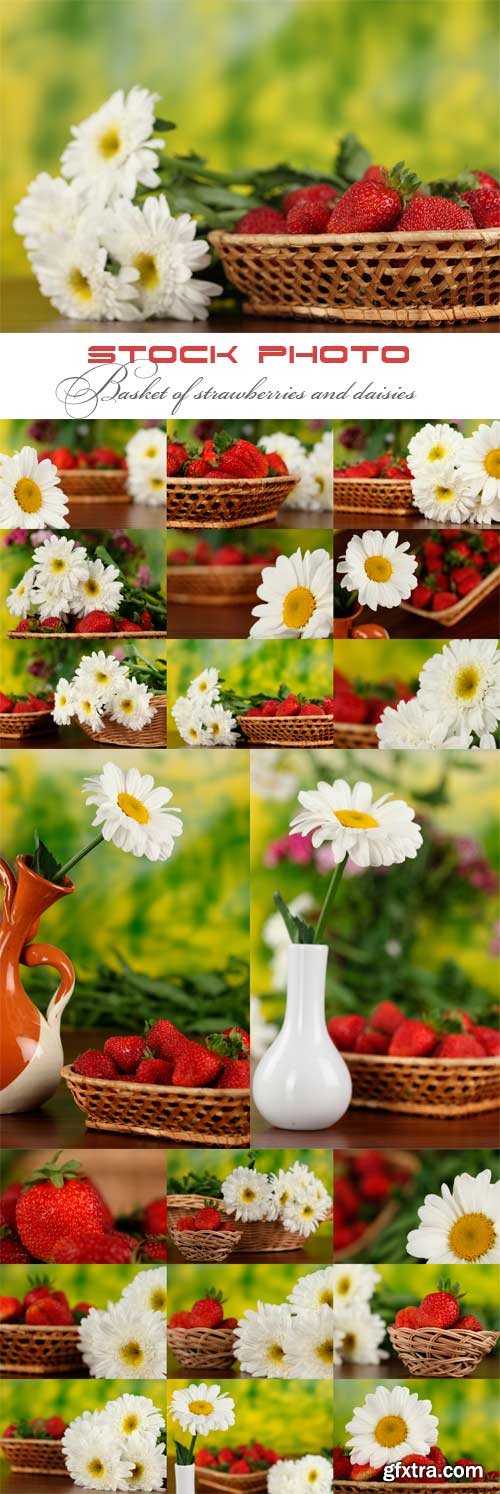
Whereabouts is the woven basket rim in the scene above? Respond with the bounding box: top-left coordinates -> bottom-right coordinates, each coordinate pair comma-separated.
238,711 -> 329,722
210,227 -> 499,245
334,476 -> 413,487
168,475 -> 296,487
343,1051 -> 499,1066
57,467 -> 126,475
61,1063 -> 249,1098
8,629 -> 165,638
0,708 -> 51,720
168,1325 -> 237,1339
0,1323 -> 79,1334
389,1323 -> 499,1341
171,1225 -> 242,1240
0,1436 -> 63,1447
168,563 -> 261,575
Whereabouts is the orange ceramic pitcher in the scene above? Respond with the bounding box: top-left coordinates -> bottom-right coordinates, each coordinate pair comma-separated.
0,855 -> 75,1114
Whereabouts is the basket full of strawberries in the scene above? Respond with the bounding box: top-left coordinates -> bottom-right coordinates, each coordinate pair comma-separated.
170,1207 -> 242,1264
209,152 -> 500,325
0,1417 -> 68,1476
238,691 -> 334,745
389,1282 -> 500,1379
0,1278 -> 88,1375
41,444 -> 128,497
0,691 -> 55,739
168,1287 -> 238,1369
401,529 -> 500,627
328,1000 -> 500,1117
334,454 -> 414,514
167,434 -> 298,528
195,1443 -> 280,1494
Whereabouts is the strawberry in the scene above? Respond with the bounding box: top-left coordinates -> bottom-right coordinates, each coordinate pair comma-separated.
0,1296 -> 23,1322
334,1178 -> 359,1217
286,200 -> 332,233
244,706 -> 262,717
221,1026 -> 250,1051
422,540 -> 444,566
0,1182 -> 23,1230
323,696 -> 335,717
2,1426 -> 17,1438
167,442 -> 188,475
0,1232 -> 33,1263
456,1314 -> 484,1331
300,702 -> 324,715
116,619 -> 143,633
333,693 -> 368,724
52,1230 -> 134,1263
394,1306 -> 423,1329
176,1215 -> 196,1231
74,611 -> 114,634
103,1035 -> 146,1073
72,1302 -> 92,1322
371,1000 -> 404,1035
333,1448 -> 352,1479
15,1155 -> 108,1262
172,1040 -> 222,1087
283,182 -> 338,213
264,452 -> 289,475
0,692 -> 13,712
350,1464 -> 378,1480
463,187 -> 500,227
261,699 -> 280,716
231,1461 -> 252,1475
452,566 -> 481,597
217,1450 -> 237,1465
14,620 -> 34,633
145,1019 -> 188,1062
217,1057 -> 250,1088
218,439 -> 269,479
389,1019 -> 437,1057
355,1028 -> 390,1055
213,545 -> 247,566
432,590 -> 457,611
143,1197 -> 167,1235
221,1317 -> 238,1329
472,1025 -> 500,1056
327,167 -> 416,232
194,539 -> 213,564
398,195 -> 476,230
72,1050 -> 118,1080
195,1450 -> 218,1468
169,1310 -> 193,1328
169,548 -> 191,565
185,457 -> 212,477
434,1033 -> 485,1058
25,1295 -> 73,1325
192,1207 -> 223,1231
39,617 -> 63,631
139,1235 -> 167,1261
51,447 -> 77,470
419,1288 -> 461,1328
45,1416 -> 67,1439
328,1015 -> 366,1050
276,695 -> 301,716
190,1289 -> 225,1327
234,206 -> 286,234
134,1057 -> 173,1085
359,1170 -> 391,1202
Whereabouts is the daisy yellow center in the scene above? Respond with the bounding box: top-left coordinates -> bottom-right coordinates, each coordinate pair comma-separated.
198,681 -> 209,693
211,722 -> 222,737
120,1339 -> 144,1368
188,727 -> 200,740
319,1288 -> 333,1307
267,1344 -> 286,1363
150,1288 -> 167,1312
14,477 -> 43,514
316,476 -> 325,493
343,1333 -> 356,1352
279,1190 -> 290,1205
188,1399 -> 214,1414
117,791 -> 150,824
448,1211 -> 495,1261
364,555 -> 392,582
484,448 -> 500,477
83,578 -> 99,596
134,252 -> 160,289
428,443 -> 446,462
242,1186 -> 256,1201
122,1414 -> 139,1434
49,557 -> 66,573
301,1204 -> 314,1218
374,1415 -> 408,1448
334,809 -> 378,830
95,670 -> 109,683
435,486 -> 454,501
316,1338 -> 334,1363
145,445 -> 159,459
98,125 -> 122,158
282,585 -> 315,629
454,664 -> 480,700
150,476 -> 164,489
336,1276 -> 352,1298
58,694 -> 67,706
80,699 -> 93,716
87,1459 -> 105,1478
306,1474 -> 319,1485
119,697 -> 135,714
129,1467 -> 145,1486
68,268 -> 93,302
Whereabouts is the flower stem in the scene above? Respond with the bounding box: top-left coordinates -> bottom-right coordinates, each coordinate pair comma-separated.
55,833 -> 104,884
313,852 -> 348,943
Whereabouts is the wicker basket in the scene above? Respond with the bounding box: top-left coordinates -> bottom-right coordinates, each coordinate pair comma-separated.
168,565 -> 260,605
171,1225 -> 242,1263
344,1052 -> 500,1116
167,1194 -> 331,1253
168,1324 -> 237,1372
400,565 -> 499,628
58,469 -> 128,497
388,1323 -> 500,1378
197,1468 -> 269,1494
238,713 -> 334,746
210,229 -> 500,324
0,1437 -> 67,1475
167,475 -> 297,528
0,709 -> 55,739
334,1483 -> 496,1493
8,628 -> 165,639
78,694 -> 166,746
0,1322 -> 82,1375
333,722 -> 379,748
334,478 -> 415,514
62,1065 -> 250,1145
335,1149 -> 418,1262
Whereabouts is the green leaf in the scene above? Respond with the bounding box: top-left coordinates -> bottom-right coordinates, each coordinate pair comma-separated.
273,891 -> 314,944
153,117 -> 176,132
32,830 -> 61,884
334,132 -> 371,183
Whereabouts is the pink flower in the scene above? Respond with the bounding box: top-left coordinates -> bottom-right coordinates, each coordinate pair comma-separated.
135,564 -> 152,587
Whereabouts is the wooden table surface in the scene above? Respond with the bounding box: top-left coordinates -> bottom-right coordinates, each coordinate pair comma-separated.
168,597 -> 255,639
4,278 -> 496,333
66,498 -> 165,530
251,1098 -> 500,1151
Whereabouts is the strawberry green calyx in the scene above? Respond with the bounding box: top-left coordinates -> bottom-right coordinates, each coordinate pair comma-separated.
427,171 -> 481,202
383,162 -> 421,206
21,1152 -> 82,1193
213,430 -> 237,455
206,1030 -> 248,1059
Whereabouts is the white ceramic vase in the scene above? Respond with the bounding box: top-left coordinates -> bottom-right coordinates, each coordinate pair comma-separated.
175,1464 -> 195,1494
252,943 -> 352,1130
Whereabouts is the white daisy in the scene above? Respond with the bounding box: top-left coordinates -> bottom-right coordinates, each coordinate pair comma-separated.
126,428 -> 167,467
288,1267 -> 334,1312
305,432 -> 334,511
332,1264 -> 380,1310
221,1165 -> 274,1222
14,173 -> 96,259
460,421 -> 500,506
418,639 -> 500,736
467,490 -> 500,526
52,678 -> 74,726
33,535 -> 88,598
105,1392 -> 165,1443
334,1306 -> 388,1364
337,530 -> 418,611
283,1306 -> 333,1378
169,1383 -> 235,1437
250,996 -> 278,1060
102,194 -> 221,320
281,1195 -> 328,1238
250,547 -> 333,640
6,568 -> 37,618
31,582 -> 69,621
75,558 -> 124,616
122,1431 -> 166,1492
72,683 -> 106,732
187,667 -> 220,704
120,1268 -> 167,1318
250,752 -> 298,802
290,778 -> 422,868
295,1456 -> 333,1494
0,447 -> 68,530
406,1167 -> 500,1264
346,1384 -> 438,1471
127,463 -> 166,507
376,697 -> 471,750
33,230 -> 140,321
268,1460 -> 301,1494
110,678 -> 155,731
172,697 -> 208,746
83,761 -> 183,861
407,422 -> 465,479
61,87 -> 163,203
268,1167 -> 298,1219
78,1300 -> 166,1378
203,703 -> 239,746
75,650 -> 127,697
258,432 -> 317,509
411,465 -> 477,525
234,1302 -> 293,1378
63,1419 -> 131,1491
475,732 -> 498,748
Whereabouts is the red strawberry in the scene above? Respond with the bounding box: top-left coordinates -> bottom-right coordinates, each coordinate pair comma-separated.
334,693 -> 369,724
328,1015 -> 366,1050
264,452 -> 289,475
419,1289 -> 460,1328
190,1290 -> 225,1327
398,195 -> 475,230
231,1461 -> 252,1475
221,1317 -> 238,1329
334,1178 -> 360,1217
140,609 -> 153,630
371,1000 -> 404,1035
355,1027 -> 390,1055
300,702 -> 324,715
463,187 -> 500,227
0,1183 -> 23,1230
218,439 -> 269,479
15,1156 -> 108,1262
134,1057 -> 173,1085
116,619 -> 143,633
432,590 -> 457,611
25,1295 -> 73,1325
195,1450 -> 218,1468
434,1033 -> 485,1058
185,457 -> 212,477
217,1450 -> 237,1465
261,700 -> 279,716
45,1416 -> 67,1439
176,1215 -> 196,1231
334,1221 -> 366,1250
276,695 -> 301,716
323,696 -> 335,717
14,620 -> 33,633
72,1050 -> 118,1080
213,545 -> 247,566
286,200 -> 332,233
172,1039 -> 222,1088
422,540 -> 444,565
359,1170 -> 391,1202
389,1019 -> 436,1057
472,1025 -> 500,1056
333,1448 -> 352,1480
244,706 -> 262,718
350,1464 -> 379,1481
90,446 -> 122,468
217,1057 -> 250,1088
143,1198 -> 167,1235
452,566 -> 481,597
23,1280 -> 57,1308
169,548 -> 191,565
283,182 -> 338,213
139,1236 -> 167,1261
0,1233 -> 33,1263
221,1026 -> 250,1051
234,207 -> 286,234
0,692 -> 13,712
192,1207 -> 223,1231
456,1314 -> 484,1331
167,441 -> 188,475
74,611 -> 114,634
327,174 -> 406,232
146,1019 -> 188,1062
394,1306 -> 424,1329
72,1302 -> 92,1322
51,447 -> 76,470
2,1426 -> 17,1438
170,1310 -> 193,1328
0,1296 -> 23,1322
52,1230 -> 134,1264
103,1035 -> 146,1073
475,170 -> 500,188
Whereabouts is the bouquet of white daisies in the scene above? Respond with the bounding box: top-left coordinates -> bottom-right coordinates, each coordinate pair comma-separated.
126,427 -> 166,508
77,1268 -> 167,1379
221,1160 -> 332,1237
268,1457 -> 332,1494
407,421 -> 500,526
172,668 -> 239,748
53,648 -> 164,736
376,639 -> 500,750
331,1263 -> 388,1367
259,432 -> 333,513
234,1266 -> 333,1379
63,1392 -> 166,1491
7,534 -> 165,631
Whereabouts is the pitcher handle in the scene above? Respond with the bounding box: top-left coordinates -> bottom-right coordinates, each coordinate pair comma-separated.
0,857 -> 17,921
21,941 -> 75,1026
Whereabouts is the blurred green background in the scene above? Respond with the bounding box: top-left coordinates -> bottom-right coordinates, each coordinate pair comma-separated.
0,529 -> 166,635
0,747 -> 250,1025
166,1379 -> 332,1456
0,636 -> 165,699
0,1263 -> 165,1311
333,418 -> 485,466
167,420 -> 329,447
167,1146 -> 332,1193
167,640 -> 333,744
168,1262 -> 320,1320
2,0 -> 498,275
250,748 -> 499,1021
0,418 -> 159,456
334,1378 -> 499,1466
167,528 -> 333,564
0,1378 -> 165,1433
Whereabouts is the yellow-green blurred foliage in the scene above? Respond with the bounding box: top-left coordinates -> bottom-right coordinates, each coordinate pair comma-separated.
0,1264 -> 165,1311
335,638 -> 445,686
167,1147 -> 332,1192
373,1264 -> 499,1330
0,530 -> 166,635
0,747 -> 249,977
333,418 -> 483,463
0,636 -> 165,698
167,529 -> 333,563
167,421 -> 329,448
167,640 -> 333,744
334,1379 -> 499,1465
168,1262 -> 320,1318
2,1 -> 498,275
167,1379 -> 332,1456
0,419 -> 157,455
0,1378 -> 165,1432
